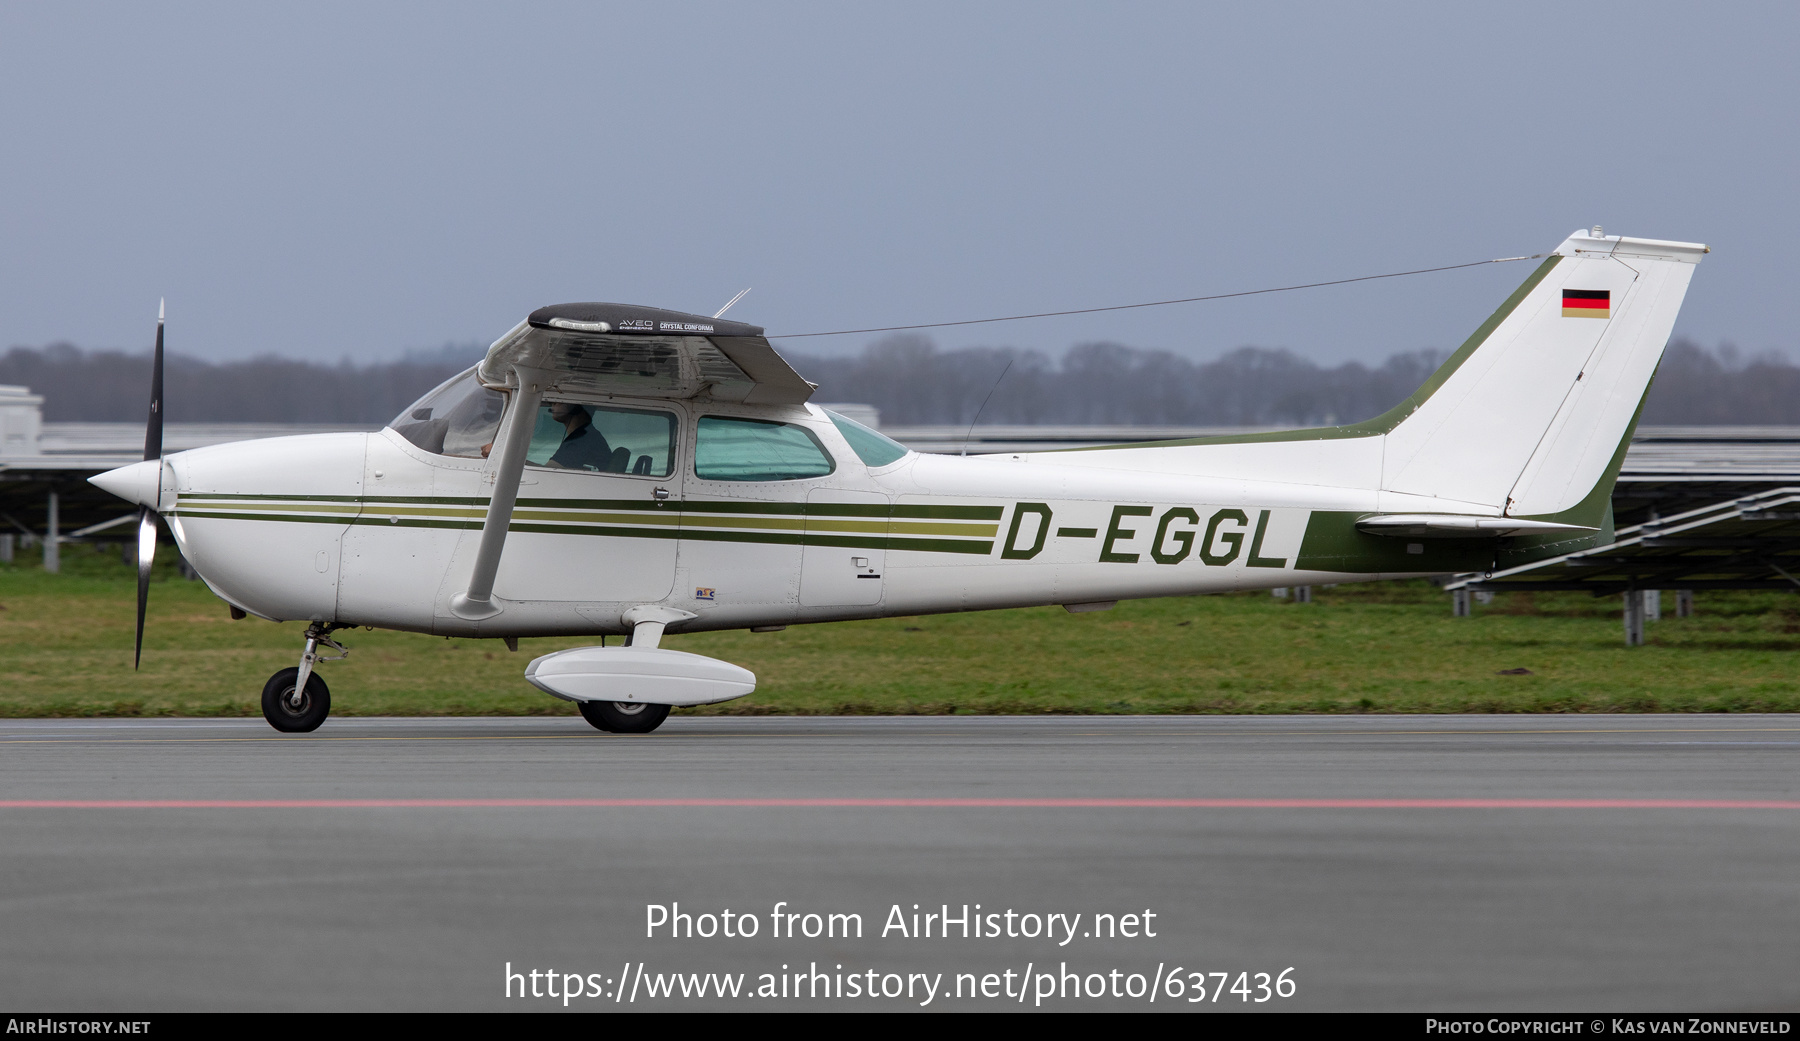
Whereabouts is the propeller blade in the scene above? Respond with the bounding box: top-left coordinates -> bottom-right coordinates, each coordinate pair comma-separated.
134,506 -> 155,670
144,299 -> 164,464
135,301 -> 164,670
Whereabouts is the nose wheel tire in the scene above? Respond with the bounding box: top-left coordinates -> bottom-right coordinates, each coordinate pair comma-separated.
261,667 -> 331,733
577,700 -> 670,734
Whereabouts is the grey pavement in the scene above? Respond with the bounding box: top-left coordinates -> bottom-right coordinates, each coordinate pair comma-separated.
1,715 -> 1797,1012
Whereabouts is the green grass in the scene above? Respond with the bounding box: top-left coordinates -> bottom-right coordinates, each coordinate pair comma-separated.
2,540 -> 1798,717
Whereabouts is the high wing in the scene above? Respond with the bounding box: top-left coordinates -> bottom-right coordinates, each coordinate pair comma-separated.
477,302 -> 815,405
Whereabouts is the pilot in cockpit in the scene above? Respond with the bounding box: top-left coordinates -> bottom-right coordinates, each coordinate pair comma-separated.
546,402 -> 623,471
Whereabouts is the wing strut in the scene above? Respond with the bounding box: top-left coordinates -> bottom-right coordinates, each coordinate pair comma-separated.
450,368 -> 547,620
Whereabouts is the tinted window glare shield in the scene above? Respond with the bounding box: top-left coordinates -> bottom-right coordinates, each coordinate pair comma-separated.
695,416 -> 835,481
390,368 -> 505,459
526,402 -> 676,476
825,409 -> 909,468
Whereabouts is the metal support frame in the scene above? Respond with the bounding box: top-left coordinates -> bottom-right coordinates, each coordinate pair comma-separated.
1623,591 -> 1646,647
451,369 -> 549,620
1451,588 -> 1472,617
1676,589 -> 1695,618
1448,487 -> 1800,597
1768,559 -> 1800,593
1643,589 -> 1662,622
43,491 -> 58,573
1465,579 -> 1800,593
69,513 -> 139,538
1293,585 -> 1312,603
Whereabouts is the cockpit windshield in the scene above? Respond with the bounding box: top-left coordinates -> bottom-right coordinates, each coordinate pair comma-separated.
389,367 -> 505,459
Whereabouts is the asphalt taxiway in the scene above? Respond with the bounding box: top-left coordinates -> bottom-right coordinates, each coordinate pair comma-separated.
2,715 -> 1797,1012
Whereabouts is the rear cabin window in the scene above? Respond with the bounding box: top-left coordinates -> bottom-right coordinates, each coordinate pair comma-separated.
695,416 -> 835,481
390,369 -> 505,459
526,403 -> 677,477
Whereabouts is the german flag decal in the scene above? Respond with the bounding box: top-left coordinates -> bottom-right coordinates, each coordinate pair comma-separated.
1562,289 -> 1611,318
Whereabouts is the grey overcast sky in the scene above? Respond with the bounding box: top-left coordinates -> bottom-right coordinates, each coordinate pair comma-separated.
1,1 -> 1795,365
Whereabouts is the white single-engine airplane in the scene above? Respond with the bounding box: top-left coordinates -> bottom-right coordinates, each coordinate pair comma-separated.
92,228 -> 1706,733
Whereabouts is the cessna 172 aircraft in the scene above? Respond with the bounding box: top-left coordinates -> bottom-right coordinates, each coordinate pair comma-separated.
91,228 -> 1706,733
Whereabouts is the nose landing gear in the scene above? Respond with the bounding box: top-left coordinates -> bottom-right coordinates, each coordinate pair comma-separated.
261,624 -> 347,732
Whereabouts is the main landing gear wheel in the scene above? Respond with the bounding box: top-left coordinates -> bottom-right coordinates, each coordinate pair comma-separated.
261,667 -> 331,733
578,700 -> 670,734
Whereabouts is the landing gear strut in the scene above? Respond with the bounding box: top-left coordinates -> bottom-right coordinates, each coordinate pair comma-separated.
261,624 -> 347,732
564,607 -> 688,734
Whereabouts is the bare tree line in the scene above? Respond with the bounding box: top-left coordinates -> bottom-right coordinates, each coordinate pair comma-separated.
0,337 -> 1789,427
793,336 -> 1799,426
795,335 -> 1446,426
0,343 -> 484,424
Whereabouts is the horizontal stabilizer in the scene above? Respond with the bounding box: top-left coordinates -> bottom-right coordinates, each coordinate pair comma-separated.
1355,514 -> 1598,539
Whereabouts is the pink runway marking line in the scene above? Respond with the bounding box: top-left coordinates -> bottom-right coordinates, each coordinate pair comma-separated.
2,798 -> 1800,809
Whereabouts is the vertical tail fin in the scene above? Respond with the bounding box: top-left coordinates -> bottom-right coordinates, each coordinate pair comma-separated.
1379,229 -> 1706,524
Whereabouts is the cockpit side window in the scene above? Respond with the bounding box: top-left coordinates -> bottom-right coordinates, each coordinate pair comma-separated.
525,402 -> 677,477
390,367 -> 505,459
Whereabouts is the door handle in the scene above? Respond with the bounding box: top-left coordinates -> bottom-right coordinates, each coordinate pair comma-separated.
653,487 -> 671,502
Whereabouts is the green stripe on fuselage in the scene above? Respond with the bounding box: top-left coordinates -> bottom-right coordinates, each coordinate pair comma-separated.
170,497 -> 998,554
179,493 -> 1003,520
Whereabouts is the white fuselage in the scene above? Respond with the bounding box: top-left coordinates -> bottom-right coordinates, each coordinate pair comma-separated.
159,400 -> 1426,638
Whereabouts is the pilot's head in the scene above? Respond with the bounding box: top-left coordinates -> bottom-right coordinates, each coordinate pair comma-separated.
548,402 -> 590,428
